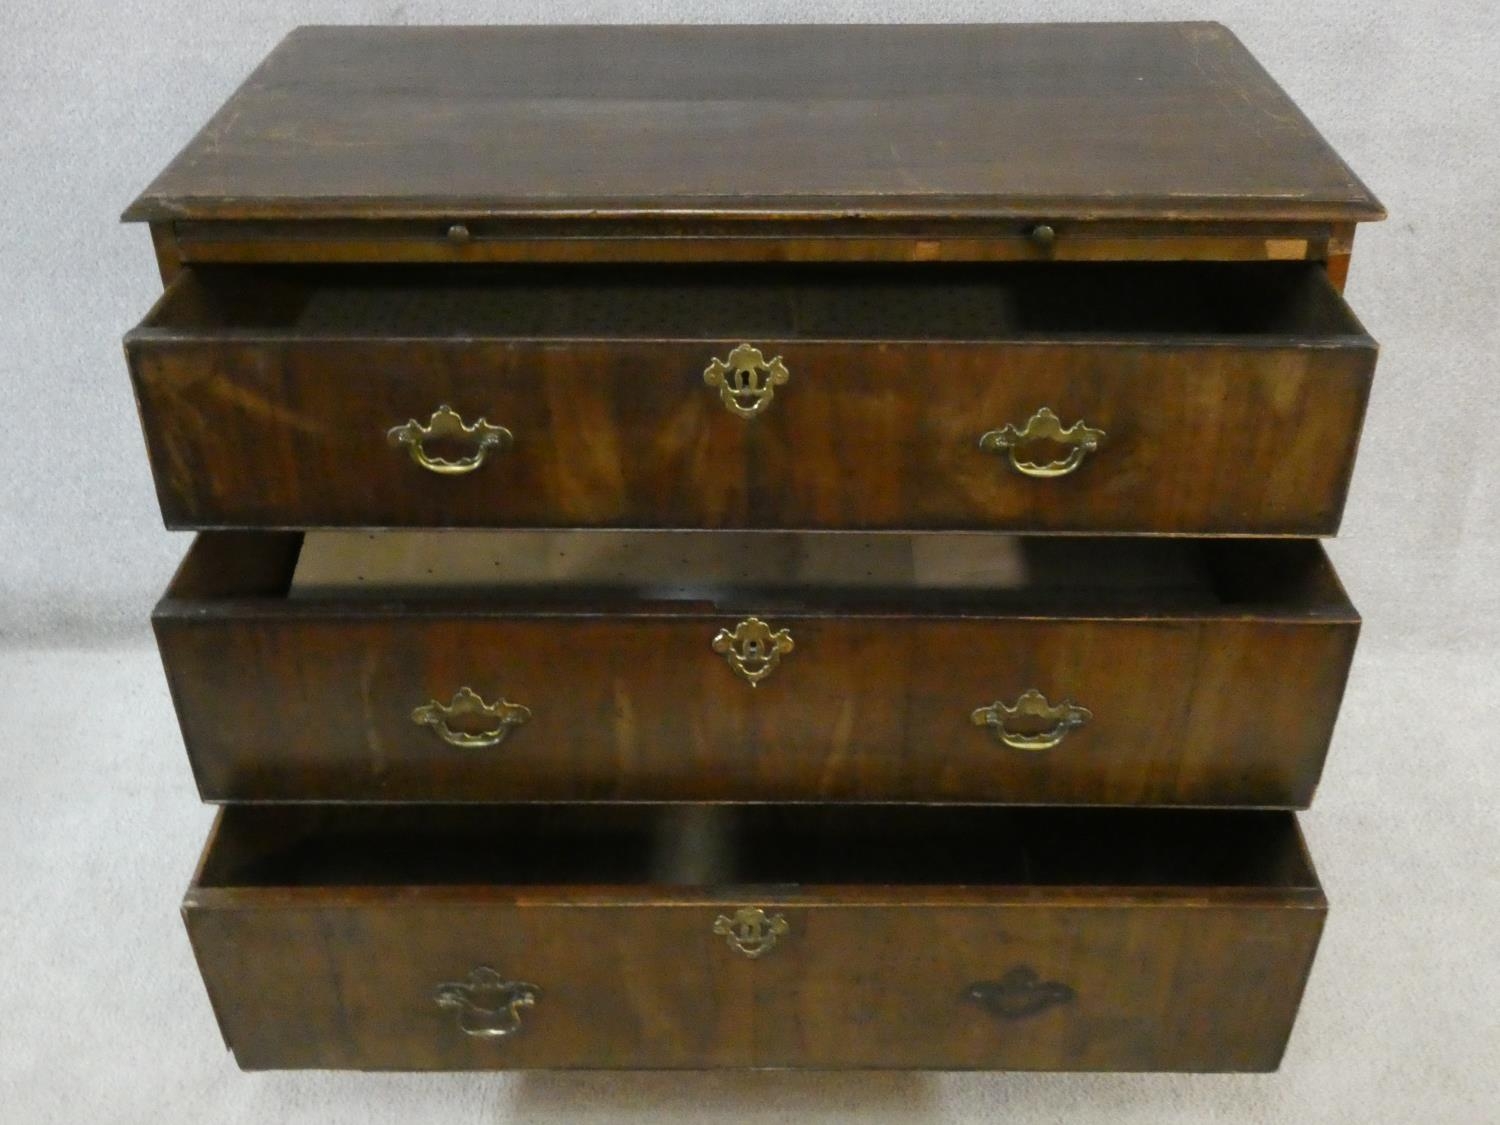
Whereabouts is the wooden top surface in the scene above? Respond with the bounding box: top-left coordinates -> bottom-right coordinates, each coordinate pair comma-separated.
124,23 -> 1383,225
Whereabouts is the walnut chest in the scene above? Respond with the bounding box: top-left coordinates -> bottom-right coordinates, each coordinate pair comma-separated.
124,23 -> 1382,1072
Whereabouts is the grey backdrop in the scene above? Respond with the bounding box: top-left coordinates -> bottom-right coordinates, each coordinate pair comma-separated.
2,0 -> 1498,649
2,2 -> 1497,1124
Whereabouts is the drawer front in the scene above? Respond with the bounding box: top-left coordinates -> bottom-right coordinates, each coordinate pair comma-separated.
185,897 -> 1323,1071
185,903 -> 749,1070
131,341 -> 747,529
158,612 -> 1356,807
129,338 -> 1372,534
751,902 -> 1324,1070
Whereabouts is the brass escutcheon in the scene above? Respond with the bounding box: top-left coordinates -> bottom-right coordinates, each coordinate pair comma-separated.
703,343 -> 790,418
979,407 -> 1104,478
713,907 -> 789,958
388,404 -> 513,475
965,966 -> 1074,1020
971,689 -> 1092,752
434,967 -> 540,1038
712,617 -> 794,686
411,686 -> 531,749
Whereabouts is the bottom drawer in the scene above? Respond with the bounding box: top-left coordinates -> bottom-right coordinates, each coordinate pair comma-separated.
184,805 -> 1326,1071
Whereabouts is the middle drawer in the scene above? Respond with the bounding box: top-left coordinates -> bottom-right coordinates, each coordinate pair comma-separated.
155,532 -> 1357,807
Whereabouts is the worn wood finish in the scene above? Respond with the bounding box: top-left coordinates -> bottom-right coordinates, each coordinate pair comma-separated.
183,805 -> 1326,1071
125,24 -> 1381,228
126,262 -> 1375,534
149,222 -> 184,285
155,532 -> 1358,807
165,218 -> 1344,268
123,23 -> 1380,1074
1325,222 -> 1358,293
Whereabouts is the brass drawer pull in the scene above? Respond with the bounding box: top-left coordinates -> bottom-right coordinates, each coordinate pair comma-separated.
965,966 -> 1074,1020
971,689 -> 1091,751
712,617 -> 794,686
714,907 -> 789,958
703,343 -> 789,418
979,407 -> 1105,478
1027,222 -> 1057,247
434,967 -> 540,1038
411,686 -> 531,749
388,404 -> 513,475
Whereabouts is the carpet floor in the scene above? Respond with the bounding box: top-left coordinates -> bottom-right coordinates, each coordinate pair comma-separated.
0,641 -> 1494,1124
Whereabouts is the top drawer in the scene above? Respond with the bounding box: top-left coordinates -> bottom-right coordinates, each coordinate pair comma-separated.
124,262 -> 1374,534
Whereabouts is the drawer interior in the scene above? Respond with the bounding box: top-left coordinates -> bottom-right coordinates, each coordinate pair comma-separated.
138,262 -> 1366,341
195,804 -> 1320,893
161,531 -> 1356,618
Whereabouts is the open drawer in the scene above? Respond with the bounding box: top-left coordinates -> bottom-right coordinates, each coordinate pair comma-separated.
125,261 -> 1375,534
184,803 -> 1327,1071
155,531 -> 1358,807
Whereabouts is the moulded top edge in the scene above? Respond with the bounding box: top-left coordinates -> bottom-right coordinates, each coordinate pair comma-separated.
121,195 -> 1388,226
123,24 -> 1384,226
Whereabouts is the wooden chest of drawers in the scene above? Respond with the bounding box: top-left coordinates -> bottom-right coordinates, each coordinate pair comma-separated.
125,22 -> 1381,1072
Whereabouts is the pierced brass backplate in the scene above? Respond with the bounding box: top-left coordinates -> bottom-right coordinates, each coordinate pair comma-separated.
712,617 -> 794,686
388,404 -> 513,475
965,966 -> 1074,1020
434,967 -> 540,1038
979,407 -> 1104,478
703,343 -> 790,418
713,907 -> 789,958
970,689 -> 1092,752
411,686 -> 532,749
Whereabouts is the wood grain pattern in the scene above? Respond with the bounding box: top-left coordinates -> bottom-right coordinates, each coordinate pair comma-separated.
149,222 -> 183,285
155,533 -> 1358,807
125,262 -> 1375,535
126,23 -> 1372,1076
124,24 -> 1382,226
166,218 -> 1344,268
183,805 -> 1326,1071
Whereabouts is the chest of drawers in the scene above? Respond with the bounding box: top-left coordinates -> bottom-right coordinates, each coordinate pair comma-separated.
127,22 -> 1381,1072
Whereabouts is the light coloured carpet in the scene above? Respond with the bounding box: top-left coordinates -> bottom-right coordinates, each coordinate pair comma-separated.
0,639 -> 1494,1124
3,2 -> 1499,1120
